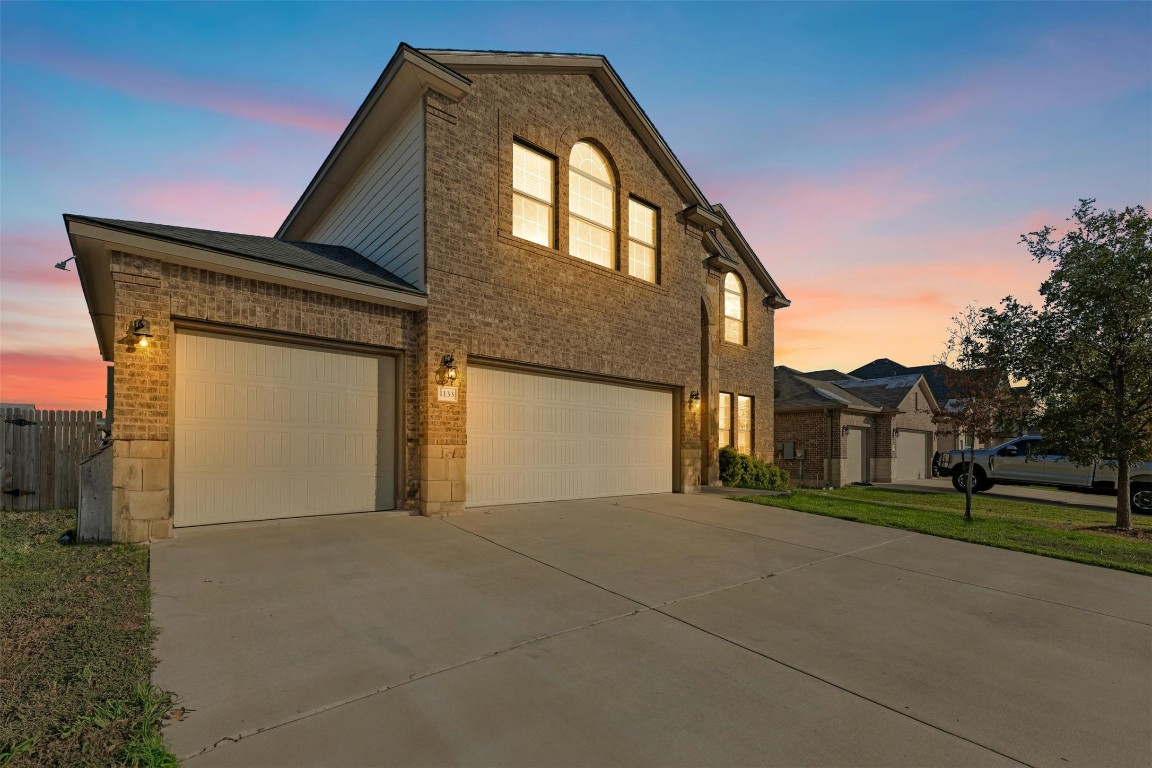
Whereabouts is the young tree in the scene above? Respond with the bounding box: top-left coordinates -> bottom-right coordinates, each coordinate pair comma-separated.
977,200 -> 1152,529
939,307 -> 1029,521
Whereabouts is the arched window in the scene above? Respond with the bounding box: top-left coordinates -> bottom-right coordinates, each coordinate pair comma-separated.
723,272 -> 745,344
568,142 -> 615,268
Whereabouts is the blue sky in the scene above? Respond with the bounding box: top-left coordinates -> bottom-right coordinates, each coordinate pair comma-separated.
2,1 -> 1149,408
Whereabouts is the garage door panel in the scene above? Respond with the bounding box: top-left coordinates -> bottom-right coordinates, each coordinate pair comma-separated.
896,431 -> 930,481
467,366 -> 672,507
175,333 -> 391,527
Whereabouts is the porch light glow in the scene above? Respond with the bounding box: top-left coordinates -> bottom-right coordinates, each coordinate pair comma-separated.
439,354 -> 458,385
132,318 -> 153,348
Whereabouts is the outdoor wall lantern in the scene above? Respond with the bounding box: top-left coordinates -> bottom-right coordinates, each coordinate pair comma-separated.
689,390 -> 701,409
842,425 -> 851,435
438,354 -> 458,385
132,318 -> 153,348
893,429 -> 901,439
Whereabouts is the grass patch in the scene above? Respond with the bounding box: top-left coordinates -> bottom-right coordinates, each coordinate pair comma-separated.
0,509 -> 178,767
732,487 -> 1152,575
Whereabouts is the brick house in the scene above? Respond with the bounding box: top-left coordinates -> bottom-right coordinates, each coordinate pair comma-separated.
849,358 -> 1017,451
773,367 -> 940,487
64,45 -> 789,542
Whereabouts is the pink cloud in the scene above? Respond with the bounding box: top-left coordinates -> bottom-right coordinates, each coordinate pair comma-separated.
818,26 -> 1151,140
119,179 -> 297,235
0,352 -> 107,411
11,46 -> 347,134
0,231 -> 77,288
762,207 -> 1060,375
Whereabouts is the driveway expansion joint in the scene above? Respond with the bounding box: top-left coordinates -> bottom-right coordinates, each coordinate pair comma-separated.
182,605 -> 646,762
650,608 -> 1036,768
438,514 -> 1034,766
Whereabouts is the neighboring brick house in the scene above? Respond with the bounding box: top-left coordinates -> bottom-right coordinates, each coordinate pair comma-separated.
849,358 -> 1016,451
64,45 -> 789,542
773,367 -> 940,487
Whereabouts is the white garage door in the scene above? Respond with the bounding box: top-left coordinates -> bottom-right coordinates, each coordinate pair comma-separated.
466,366 -> 673,506
895,430 -> 931,481
173,332 -> 394,526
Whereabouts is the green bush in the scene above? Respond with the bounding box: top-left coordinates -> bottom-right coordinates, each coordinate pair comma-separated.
719,445 -> 792,491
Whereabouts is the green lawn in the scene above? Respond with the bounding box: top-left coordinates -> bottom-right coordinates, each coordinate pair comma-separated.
732,487 -> 1152,575
0,509 -> 178,767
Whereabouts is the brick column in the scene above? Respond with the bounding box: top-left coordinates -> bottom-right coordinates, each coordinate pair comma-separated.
418,314 -> 468,515
109,253 -> 172,541
702,274 -> 722,486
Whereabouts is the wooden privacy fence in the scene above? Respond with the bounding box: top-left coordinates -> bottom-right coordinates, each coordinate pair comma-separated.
1,408 -> 104,511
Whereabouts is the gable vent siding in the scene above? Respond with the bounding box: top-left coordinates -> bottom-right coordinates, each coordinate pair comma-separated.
307,103 -> 425,289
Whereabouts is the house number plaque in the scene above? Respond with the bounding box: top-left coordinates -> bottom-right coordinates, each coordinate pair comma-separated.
437,386 -> 459,403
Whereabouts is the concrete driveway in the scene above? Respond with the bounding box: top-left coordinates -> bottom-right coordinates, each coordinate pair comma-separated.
151,494 -> 1152,767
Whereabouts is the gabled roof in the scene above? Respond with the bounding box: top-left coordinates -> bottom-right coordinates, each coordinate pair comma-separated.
775,366 -> 942,414
418,47 -> 723,224
711,205 -> 790,308
849,358 -> 957,405
774,367 -> 882,413
279,44 -> 723,239
849,358 -> 908,379
832,374 -> 941,412
64,215 -> 427,362
804,369 -> 857,383
277,44 -> 787,310
67,216 -> 421,293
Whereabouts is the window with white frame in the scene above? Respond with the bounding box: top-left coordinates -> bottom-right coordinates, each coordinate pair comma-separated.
512,141 -> 554,247
627,198 -> 658,283
723,272 -> 745,345
719,392 -> 733,449
736,395 -> 753,454
569,141 -> 615,268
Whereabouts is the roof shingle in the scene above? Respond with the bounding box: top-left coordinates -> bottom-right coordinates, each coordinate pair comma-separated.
67,215 -> 422,294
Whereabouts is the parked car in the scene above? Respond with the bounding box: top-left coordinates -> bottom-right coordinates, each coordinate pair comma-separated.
941,436 -> 1152,514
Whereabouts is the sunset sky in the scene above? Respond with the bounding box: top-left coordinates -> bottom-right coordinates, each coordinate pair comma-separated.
2,1 -> 1149,410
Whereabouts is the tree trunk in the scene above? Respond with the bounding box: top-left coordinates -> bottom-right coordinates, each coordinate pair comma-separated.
965,435 -> 974,521
1116,456 -> 1132,530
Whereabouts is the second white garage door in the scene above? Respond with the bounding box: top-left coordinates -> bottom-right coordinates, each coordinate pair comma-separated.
173,332 -> 394,526
895,430 -> 931,481
466,366 -> 673,506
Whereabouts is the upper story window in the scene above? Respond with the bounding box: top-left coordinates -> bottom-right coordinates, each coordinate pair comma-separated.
512,141 -> 555,247
569,142 -> 615,268
627,198 -> 657,283
723,272 -> 746,344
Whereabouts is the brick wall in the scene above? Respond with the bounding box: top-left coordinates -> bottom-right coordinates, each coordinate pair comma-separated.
421,73 -> 778,511
107,252 -> 418,541
713,230 -> 776,460
775,410 -> 830,487
775,385 -> 942,487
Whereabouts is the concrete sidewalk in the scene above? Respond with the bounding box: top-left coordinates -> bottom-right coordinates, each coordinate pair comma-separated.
151,494 -> 1152,767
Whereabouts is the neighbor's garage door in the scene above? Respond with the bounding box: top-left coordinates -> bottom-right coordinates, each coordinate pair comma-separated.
173,332 -> 394,526
895,430 -> 931,481
466,366 -> 673,506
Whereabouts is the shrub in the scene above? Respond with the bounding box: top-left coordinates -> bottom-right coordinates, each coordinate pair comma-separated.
719,445 -> 792,491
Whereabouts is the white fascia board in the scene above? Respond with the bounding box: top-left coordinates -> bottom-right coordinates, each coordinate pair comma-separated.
67,221 -> 428,311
